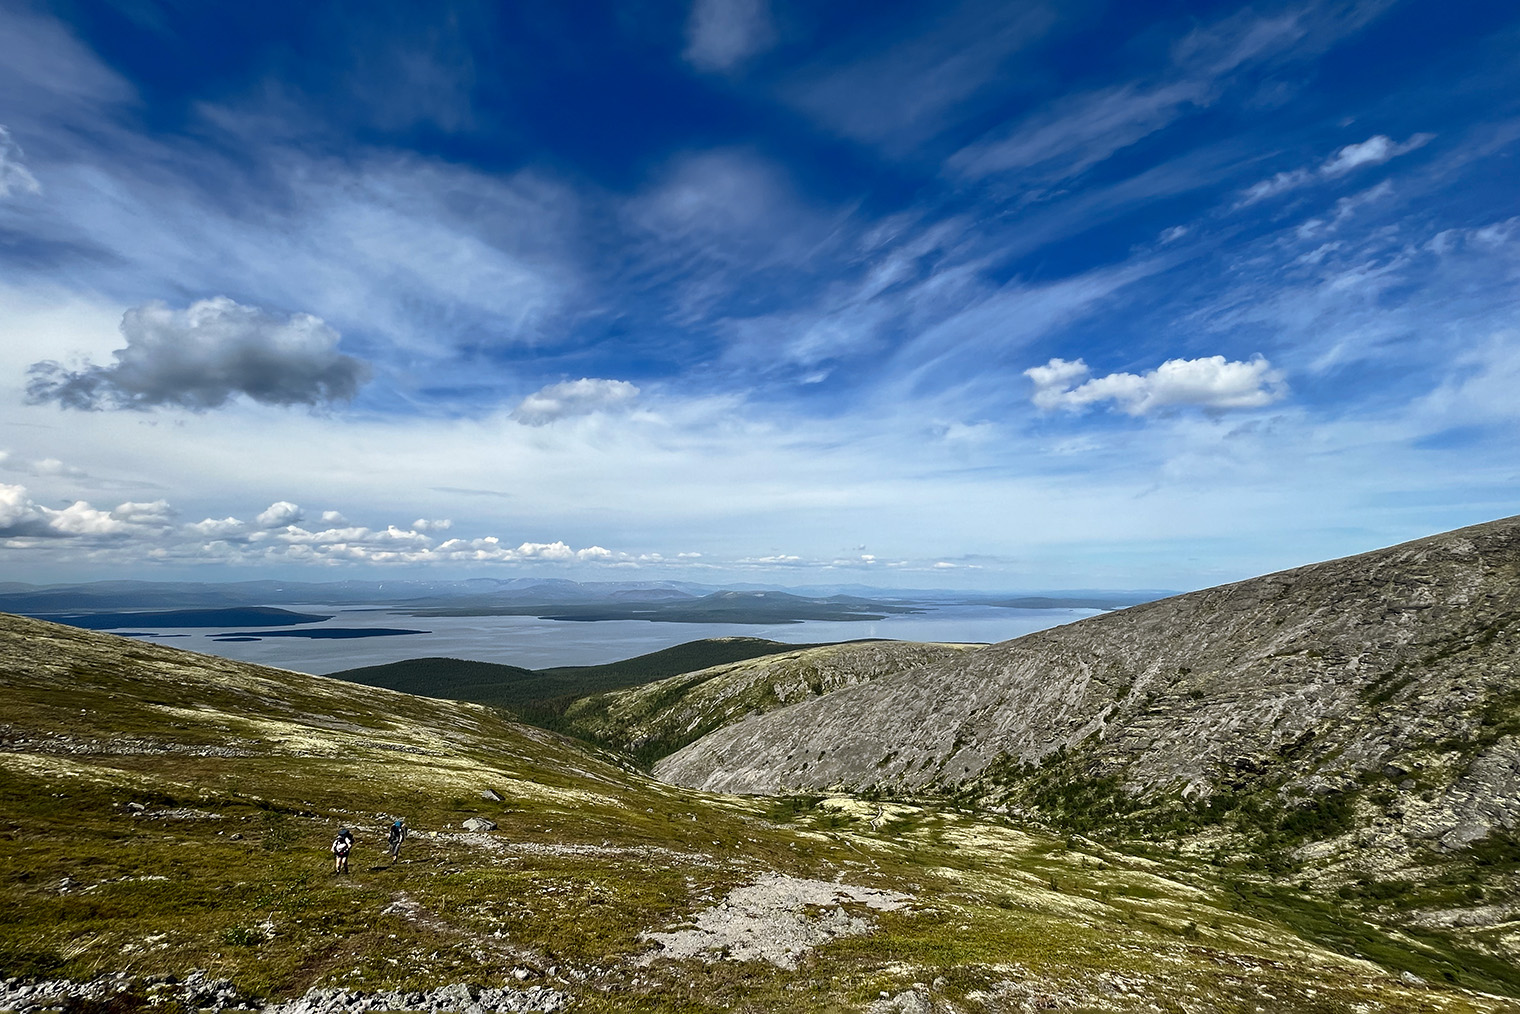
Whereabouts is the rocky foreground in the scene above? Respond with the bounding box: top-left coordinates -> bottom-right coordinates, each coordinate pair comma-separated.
0,973 -> 568,1014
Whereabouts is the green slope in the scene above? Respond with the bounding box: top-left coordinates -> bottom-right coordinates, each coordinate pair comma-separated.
4,611 -> 1509,1013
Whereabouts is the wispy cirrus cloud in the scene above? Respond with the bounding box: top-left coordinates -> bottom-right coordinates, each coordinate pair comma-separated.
0,126 -> 41,198
949,81 -> 1209,181
1237,133 -> 1433,205
783,1 -> 1056,150
683,0 -> 775,71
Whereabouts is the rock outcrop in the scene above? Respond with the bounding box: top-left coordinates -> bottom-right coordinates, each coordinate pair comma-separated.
655,516 -> 1520,855
564,640 -> 978,761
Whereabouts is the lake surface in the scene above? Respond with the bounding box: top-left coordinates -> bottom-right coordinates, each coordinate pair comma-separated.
114,604 -> 1101,674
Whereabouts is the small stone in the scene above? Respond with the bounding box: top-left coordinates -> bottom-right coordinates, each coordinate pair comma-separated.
481,789 -> 504,802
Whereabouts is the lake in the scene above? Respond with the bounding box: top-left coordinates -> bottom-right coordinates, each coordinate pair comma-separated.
115,603 -> 1102,673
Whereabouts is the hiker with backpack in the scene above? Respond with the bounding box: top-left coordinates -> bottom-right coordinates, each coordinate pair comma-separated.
332,827 -> 354,874
387,819 -> 407,862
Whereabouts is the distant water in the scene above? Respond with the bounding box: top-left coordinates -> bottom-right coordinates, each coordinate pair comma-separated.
112,604 -> 1102,674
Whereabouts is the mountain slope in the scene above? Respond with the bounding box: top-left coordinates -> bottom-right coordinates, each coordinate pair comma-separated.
4,611 -> 1515,1010
562,640 -> 981,764
654,517 -> 1520,966
657,516 -> 1520,799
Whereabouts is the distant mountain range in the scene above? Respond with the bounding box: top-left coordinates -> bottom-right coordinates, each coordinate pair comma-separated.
0,579 -> 1167,628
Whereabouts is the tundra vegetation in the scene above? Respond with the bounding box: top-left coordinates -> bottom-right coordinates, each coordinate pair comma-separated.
3,517 -> 1520,1012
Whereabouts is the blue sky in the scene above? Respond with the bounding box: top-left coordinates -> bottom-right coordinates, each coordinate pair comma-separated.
1,0 -> 1517,590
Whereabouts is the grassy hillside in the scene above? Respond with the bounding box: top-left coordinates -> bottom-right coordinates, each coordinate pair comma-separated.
2,612 -> 1508,1012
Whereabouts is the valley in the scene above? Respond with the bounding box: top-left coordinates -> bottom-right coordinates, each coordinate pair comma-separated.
2,517 -> 1519,1012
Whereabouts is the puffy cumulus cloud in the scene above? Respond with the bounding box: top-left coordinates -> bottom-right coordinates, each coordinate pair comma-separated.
410,517 -> 451,532
1026,355 -> 1287,416
684,0 -> 774,72
0,483 -> 54,537
25,297 -> 371,411
110,500 -> 176,526
429,536 -> 617,564
0,125 -> 42,199
189,516 -> 246,538
511,378 -> 639,426
1238,133 -> 1433,205
256,501 -> 304,529
0,483 -> 175,539
1,485 -> 643,570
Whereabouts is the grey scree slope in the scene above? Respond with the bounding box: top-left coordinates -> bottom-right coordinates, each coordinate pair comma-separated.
655,515 -> 1520,847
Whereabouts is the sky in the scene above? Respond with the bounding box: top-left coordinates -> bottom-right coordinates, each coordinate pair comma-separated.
1,0 -> 1517,591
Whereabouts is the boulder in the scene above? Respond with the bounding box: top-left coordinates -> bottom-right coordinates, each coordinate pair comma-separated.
461,817 -> 497,832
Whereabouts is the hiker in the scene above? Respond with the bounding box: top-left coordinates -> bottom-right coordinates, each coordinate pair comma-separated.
332,827 -> 354,874
387,819 -> 407,862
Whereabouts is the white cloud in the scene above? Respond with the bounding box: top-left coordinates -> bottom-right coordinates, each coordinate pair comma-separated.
0,483 -> 175,539
111,499 -> 175,526
0,125 -> 41,198
47,500 -> 131,536
410,517 -> 450,532
1320,133 -> 1432,176
684,0 -> 775,71
25,297 -> 371,411
950,81 -> 1206,181
1026,355 -> 1287,416
1238,133 -> 1432,206
512,378 -> 639,426
1024,358 -> 1091,406
320,510 -> 348,524
189,517 -> 246,537
0,450 -> 86,478
782,3 -> 1054,149
0,483 -> 49,536
1238,168 -> 1312,205
426,536 -> 619,564
255,501 -> 304,528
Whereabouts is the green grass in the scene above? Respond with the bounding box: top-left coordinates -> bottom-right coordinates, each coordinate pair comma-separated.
3,613 -> 1517,1013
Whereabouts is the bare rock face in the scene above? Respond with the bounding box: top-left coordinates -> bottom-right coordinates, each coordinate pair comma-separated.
655,516 -> 1520,851
563,640 -> 978,761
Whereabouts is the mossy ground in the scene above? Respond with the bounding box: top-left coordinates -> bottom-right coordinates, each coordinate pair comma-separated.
1,615 -> 1515,1013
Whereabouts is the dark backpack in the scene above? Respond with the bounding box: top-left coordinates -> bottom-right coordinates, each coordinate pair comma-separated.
333,836 -> 352,856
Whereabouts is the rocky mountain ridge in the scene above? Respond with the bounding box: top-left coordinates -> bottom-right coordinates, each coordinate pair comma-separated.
656,516 -> 1520,816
